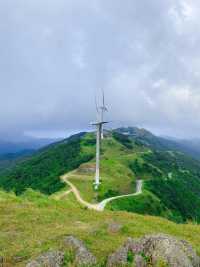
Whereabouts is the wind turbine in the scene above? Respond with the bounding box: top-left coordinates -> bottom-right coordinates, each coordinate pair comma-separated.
92,90 -> 108,190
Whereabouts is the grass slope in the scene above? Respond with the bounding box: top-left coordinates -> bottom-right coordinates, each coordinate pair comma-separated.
98,132 -> 200,223
0,133 -> 95,195
67,133 -> 144,203
1,189 -> 200,267
2,130 -> 200,223
0,150 -> 34,174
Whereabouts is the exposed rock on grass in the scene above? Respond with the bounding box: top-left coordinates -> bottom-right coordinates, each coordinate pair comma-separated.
107,245 -> 129,267
107,222 -> 122,233
107,234 -> 200,267
26,251 -> 64,267
22,234 -> 200,267
63,235 -> 97,266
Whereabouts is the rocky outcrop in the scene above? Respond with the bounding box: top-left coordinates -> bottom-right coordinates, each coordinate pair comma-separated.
26,251 -> 64,267
107,245 -> 128,267
25,234 -> 200,267
107,234 -> 200,267
107,222 -> 122,233
26,236 -> 97,267
64,236 -> 97,266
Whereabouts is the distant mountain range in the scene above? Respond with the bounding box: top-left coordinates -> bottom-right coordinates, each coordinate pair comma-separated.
115,127 -> 200,160
0,137 -> 60,174
0,138 -> 59,155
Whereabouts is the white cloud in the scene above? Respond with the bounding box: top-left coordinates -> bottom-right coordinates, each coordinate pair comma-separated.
1,0 -> 200,139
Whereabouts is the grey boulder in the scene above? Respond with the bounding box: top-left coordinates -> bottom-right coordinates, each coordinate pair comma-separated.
107,234 -> 200,267
26,251 -> 64,267
64,235 -> 97,266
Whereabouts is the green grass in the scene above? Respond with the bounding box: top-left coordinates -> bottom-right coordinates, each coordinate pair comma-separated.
0,133 -> 95,195
1,190 -> 200,266
68,136 -> 137,202
2,131 -> 200,225
107,189 -> 175,220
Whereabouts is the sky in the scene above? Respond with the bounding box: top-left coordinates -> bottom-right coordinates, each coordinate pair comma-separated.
1,0 -> 200,140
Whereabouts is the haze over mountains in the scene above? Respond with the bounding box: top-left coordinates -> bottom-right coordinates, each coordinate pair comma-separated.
2,126 -> 200,177
2,126 -> 200,158
0,137 -> 59,155
0,137 -> 60,174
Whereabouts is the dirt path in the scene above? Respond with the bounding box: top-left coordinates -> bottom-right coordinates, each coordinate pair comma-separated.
53,189 -> 72,200
60,173 -> 143,212
97,180 -> 143,211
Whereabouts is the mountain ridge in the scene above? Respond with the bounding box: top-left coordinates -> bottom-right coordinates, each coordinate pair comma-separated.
115,127 -> 200,159
1,127 -> 200,223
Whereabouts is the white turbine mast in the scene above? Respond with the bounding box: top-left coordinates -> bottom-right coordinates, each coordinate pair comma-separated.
92,90 -> 108,190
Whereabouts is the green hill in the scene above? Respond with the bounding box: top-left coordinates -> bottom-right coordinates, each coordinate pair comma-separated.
1,129 -> 200,223
0,133 -> 95,195
1,189 -> 200,266
115,127 -> 200,159
0,150 -> 34,175
1,129 -> 200,265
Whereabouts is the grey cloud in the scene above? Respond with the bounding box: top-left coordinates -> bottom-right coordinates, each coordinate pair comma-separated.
0,0 -> 200,140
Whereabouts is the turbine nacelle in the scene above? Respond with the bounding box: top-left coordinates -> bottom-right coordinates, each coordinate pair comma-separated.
91,121 -> 108,126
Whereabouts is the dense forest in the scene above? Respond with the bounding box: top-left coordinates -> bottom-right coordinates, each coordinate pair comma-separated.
0,133 -> 94,194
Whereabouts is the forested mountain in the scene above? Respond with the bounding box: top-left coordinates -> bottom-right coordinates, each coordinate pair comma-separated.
1,128 -> 200,223
115,127 -> 200,159
0,133 -> 94,194
0,150 -> 34,174
0,137 -> 58,174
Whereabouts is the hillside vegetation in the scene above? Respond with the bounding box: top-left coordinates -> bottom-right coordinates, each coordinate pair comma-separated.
1,189 -> 200,266
108,132 -> 200,223
0,133 -> 95,194
116,127 -> 200,159
0,150 -> 34,175
1,128 -> 200,223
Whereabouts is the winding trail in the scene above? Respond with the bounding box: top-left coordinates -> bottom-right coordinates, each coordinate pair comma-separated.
60,173 -> 143,211
53,189 -> 72,200
97,179 -> 143,211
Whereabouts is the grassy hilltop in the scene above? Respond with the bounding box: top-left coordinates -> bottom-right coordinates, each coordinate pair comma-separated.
1,189 -> 200,266
1,128 -> 200,265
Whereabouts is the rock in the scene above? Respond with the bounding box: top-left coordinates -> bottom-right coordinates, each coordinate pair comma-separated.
107,246 -> 129,267
64,236 -> 97,266
107,234 -> 200,267
26,251 -> 64,267
134,255 -> 146,267
107,222 -> 122,233
135,234 -> 200,267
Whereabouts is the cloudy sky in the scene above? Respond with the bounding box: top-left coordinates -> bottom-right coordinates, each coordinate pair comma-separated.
1,0 -> 200,140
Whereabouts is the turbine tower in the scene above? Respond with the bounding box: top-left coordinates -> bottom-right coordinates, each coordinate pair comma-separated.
92,90 -> 108,190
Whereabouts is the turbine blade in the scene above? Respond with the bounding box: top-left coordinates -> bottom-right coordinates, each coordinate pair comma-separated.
102,89 -> 105,107
95,94 -> 99,114
101,89 -> 108,111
